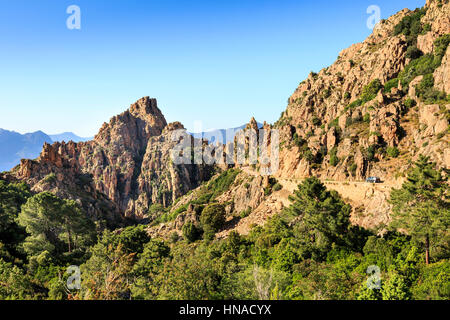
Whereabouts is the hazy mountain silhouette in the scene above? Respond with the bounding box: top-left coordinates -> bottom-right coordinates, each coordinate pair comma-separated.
0,129 -> 92,172
49,132 -> 92,143
0,123 -> 257,172
189,122 -> 263,145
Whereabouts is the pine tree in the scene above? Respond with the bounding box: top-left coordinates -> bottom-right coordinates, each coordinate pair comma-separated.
286,177 -> 353,259
18,192 -> 95,261
389,156 -> 449,264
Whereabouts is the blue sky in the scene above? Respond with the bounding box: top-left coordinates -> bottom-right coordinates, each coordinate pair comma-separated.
0,0 -> 425,136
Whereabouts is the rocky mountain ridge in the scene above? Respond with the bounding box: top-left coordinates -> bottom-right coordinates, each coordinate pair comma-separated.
145,0 -> 450,238
275,0 -> 449,184
0,97 -> 213,225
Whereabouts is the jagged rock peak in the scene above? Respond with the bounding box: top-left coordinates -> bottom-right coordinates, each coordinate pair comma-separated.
39,142 -> 64,167
95,96 -> 168,144
129,96 -> 167,127
163,121 -> 185,134
246,117 -> 259,131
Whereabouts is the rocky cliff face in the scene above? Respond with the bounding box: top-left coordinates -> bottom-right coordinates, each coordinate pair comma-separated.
274,0 -> 449,184
1,97 -> 212,223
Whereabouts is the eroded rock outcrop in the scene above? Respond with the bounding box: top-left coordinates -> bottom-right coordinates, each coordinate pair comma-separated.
1,97 -> 212,222
274,2 -> 449,184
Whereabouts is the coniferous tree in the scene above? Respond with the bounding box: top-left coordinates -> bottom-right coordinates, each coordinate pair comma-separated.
18,192 -> 95,262
286,177 -> 353,260
389,156 -> 449,264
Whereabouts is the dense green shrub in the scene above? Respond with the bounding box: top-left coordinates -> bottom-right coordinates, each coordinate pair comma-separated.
381,271 -> 412,300
386,146 -> 400,158
393,8 -> 427,45
398,54 -> 437,88
365,145 -> 377,162
273,183 -> 283,192
329,147 -> 339,167
361,79 -> 382,102
264,177 -> 279,196
206,169 -> 240,200
346,79 -> 383,112
406,46 -> 423,60
411,260 -> 450,300
112,225 -> 150,254
304,150 -> 315,163
43,173 -> 57,184
330,154 -> 339,167
293,133 -> 307,148
148,203 -> 165,216
398,34 -> 450,91
384,78 -> 399,93
422,23 -> 431,34
363,113 -> 370,123
329,117 -> 340,128
433,34 -> 450,63
240,207 -> 252,219
415,73 -> 450,104
152,204 -> 187,225
200,203 -> 226,240
0,259 -> 34,299
345,99 -> 363,112
182,221 -> 202,243
404,98 -> 417,109
349,163 -> 357,176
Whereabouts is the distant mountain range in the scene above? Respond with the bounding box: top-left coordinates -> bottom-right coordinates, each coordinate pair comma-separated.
48,132 -> 92,143
0,123 -> 261,173
189,122 -> 263,145
0,129 -> 92,172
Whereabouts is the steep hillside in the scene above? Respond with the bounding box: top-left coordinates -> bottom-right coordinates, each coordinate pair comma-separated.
146,0 -> 450,239
276,0 -> 449,183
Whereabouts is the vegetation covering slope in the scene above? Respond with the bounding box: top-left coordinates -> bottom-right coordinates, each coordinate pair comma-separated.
0,156 -> 448,300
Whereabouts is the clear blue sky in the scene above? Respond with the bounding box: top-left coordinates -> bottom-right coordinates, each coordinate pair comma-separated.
0,0 -> 425,136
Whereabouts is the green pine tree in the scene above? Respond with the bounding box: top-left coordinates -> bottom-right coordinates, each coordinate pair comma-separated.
18,192 -> 95,262
286,177 -> 353,260
389,156 -> 449,264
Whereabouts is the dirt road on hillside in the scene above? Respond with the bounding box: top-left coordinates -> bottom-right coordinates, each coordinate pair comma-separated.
216,167 -> 403,237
